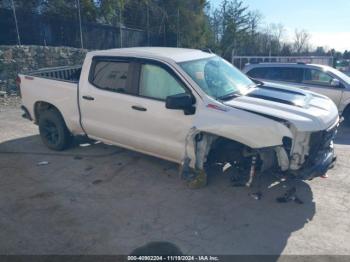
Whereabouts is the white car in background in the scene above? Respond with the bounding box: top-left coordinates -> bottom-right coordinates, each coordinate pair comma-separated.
243,63 -> 350,124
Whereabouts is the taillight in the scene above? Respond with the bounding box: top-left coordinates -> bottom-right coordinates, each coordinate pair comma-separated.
16,75 -> 21,98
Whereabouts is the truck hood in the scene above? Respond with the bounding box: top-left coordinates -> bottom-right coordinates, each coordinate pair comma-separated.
223,81 -> 339,131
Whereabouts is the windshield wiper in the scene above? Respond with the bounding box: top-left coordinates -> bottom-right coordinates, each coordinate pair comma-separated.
217,92 -> 240,101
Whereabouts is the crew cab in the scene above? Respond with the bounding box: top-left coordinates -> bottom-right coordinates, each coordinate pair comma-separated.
19,48 -> 339,187
243,63 -> 350,124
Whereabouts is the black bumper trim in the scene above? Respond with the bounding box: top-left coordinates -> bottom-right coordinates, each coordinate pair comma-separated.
297,148 -> 336,180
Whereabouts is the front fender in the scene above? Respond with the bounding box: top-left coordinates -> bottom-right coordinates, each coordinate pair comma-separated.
193,104 -> 293,149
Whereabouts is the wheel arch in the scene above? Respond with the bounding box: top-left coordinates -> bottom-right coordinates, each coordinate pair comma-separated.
342,103 -> 350,116
189,131 -> 254,169
34,101 -> 66,126
192,132 -> 279,174
341,103 -> 350,125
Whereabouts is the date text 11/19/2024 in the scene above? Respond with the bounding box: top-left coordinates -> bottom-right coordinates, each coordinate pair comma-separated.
127,255 -> 220,261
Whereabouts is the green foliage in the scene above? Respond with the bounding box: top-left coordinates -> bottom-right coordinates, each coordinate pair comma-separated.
95,0 -> 123,25
174,0 -> 212,48
218,0 -> 250,58
344,50 -> 350,60
41,0 -> 77,19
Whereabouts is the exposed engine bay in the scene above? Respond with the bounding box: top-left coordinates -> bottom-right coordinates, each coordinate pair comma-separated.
179,120 -> 338,200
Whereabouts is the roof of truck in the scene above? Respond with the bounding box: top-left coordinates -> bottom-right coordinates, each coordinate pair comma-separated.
88,47 -> 215,63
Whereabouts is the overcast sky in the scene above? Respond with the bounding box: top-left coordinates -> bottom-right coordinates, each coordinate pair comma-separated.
209,0 -> 350,52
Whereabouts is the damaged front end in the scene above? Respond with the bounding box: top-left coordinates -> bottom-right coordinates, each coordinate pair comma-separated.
179,129 -> 280,189
289,123 -> 338,180
179,119 -> 338,190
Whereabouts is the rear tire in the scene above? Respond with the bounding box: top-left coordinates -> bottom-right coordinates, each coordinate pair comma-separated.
38,109 -> 71,151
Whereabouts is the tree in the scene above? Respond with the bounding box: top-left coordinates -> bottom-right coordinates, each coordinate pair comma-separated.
211,0 -> 251,59
41,0 -> 77,18
269,23 -> 285,54
178,0 -> 212,48
0,0 -> 42,10
41,0 -> 99,21
95,0 -> 125,25
258,23 -> 285,56
241,10 -> 262,55
293,29 -> 310,54
280,43 -> 292,56
80,0 -> 99,21
314,46 -> 326,56
149,0 -> 212,48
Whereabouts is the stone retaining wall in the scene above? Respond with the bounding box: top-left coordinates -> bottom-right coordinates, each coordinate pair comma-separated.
0,45 -> 87,94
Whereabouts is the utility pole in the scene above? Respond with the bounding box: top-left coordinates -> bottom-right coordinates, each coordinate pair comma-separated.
147,5 -> 150,46
176,8 -> 180,47
269,41 -> 272,62
231,48 -> 235,64
76,0 -> 84,49
119,4 -> 123,48
11,0 -> 21,46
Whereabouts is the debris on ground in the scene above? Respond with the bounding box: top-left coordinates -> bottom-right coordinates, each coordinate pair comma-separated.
85,166 -> 94,171
79,143 -> 92,147
276,187 -> 304,204
249,191 -> 262,200
92,179 -> 103,185
37,161 -> 49,166
186,170 -> 207,189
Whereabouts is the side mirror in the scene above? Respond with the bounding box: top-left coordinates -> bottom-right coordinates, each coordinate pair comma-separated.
165,93 -> 195,115
330,78 -> 341,87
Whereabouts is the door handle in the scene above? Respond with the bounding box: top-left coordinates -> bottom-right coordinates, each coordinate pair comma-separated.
82,95 -> 95,101
131,105 -> 147,111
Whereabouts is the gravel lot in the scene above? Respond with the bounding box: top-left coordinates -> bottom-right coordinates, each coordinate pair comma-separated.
1,99 -> 350,255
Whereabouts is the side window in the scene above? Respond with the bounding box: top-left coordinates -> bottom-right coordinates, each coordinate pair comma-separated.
247,67 -> 269,79
90,60 -> 131,94
303,69 -> 334,86
267,67 -> 302,83
265,67 -> 282,80
139,64 -> 186,100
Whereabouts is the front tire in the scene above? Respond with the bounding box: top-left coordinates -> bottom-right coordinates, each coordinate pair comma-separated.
38,109 -> 71,151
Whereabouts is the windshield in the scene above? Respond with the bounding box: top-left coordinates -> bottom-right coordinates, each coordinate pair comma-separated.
326,66 -> 350,84
179,56 -> 255,99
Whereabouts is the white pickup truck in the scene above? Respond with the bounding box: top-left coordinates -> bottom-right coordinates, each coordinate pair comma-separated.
19,47 -> 339,187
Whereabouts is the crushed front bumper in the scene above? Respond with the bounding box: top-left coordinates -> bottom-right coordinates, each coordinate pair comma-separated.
296,122 -> 338,180
297,147 -> 337,180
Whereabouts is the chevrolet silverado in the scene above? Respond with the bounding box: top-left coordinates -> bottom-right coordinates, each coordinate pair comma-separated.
18,48 -> 339,187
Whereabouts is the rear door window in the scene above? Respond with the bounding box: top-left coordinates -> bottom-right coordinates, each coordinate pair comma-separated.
248,67 -> 302,83
90,60 -> 134,94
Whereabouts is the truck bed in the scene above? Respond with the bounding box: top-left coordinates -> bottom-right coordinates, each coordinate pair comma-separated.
28,65 -> 82,83
19,65 -> 83,135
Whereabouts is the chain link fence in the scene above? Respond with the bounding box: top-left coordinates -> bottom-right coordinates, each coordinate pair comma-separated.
0,2 -> 176,50
0,2 -> 180,95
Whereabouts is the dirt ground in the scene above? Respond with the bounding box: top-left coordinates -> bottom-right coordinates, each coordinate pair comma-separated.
1,100 -> 350,255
